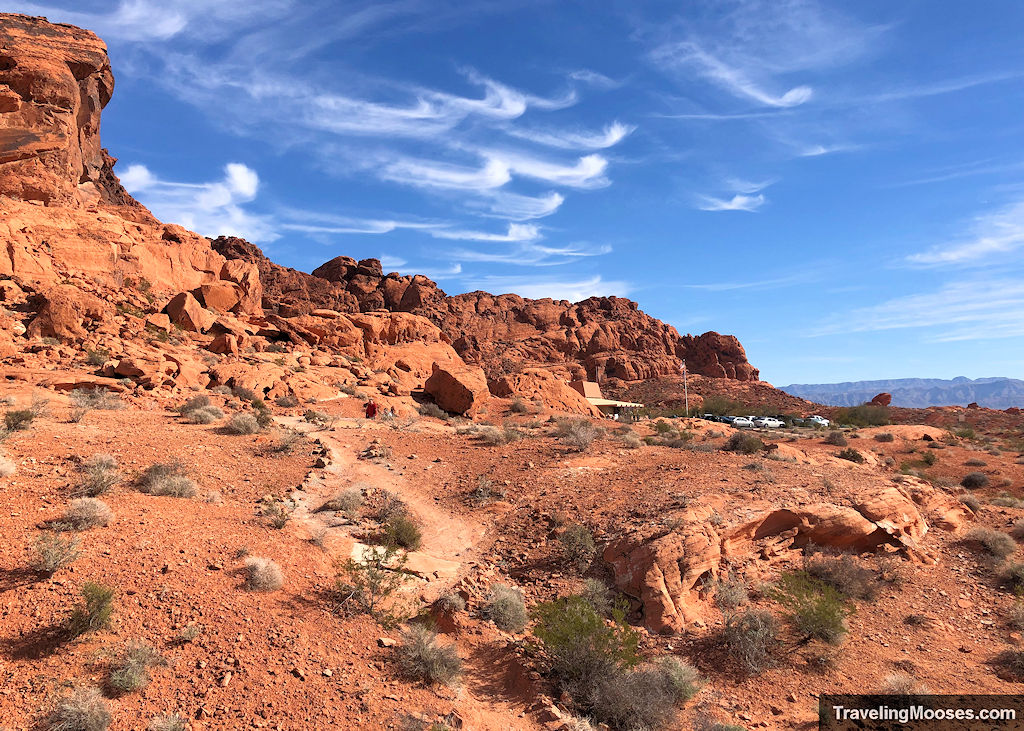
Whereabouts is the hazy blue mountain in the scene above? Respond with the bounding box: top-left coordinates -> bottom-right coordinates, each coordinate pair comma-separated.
780,377 -> 1024,409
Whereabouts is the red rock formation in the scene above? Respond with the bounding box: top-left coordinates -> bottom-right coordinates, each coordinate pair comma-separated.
0,14 -> 145,209
211,239 -> 760,384
871,392 -> 893,406
424,362 -> 489,415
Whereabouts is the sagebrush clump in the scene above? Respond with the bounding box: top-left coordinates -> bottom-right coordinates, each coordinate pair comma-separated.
962,471 -> 990,489
398,624 -> 462,685
824,431 -> 848,446
244,557 -> 284,592
227,412 -> 262,434
965,527 -> 1016,561
723,609 -> 780,674
63,498 -> 114,530
383,513 -> 423,551
77,454 -> 120,497
108,642 -> 165,695
46,686 -> 111,731
138,462 -> 197,498
559,524 -> 597,572
32,533 -> 82,576
484,584 -> 527,633
556,419 -> 601,452
724,433 -> 764,455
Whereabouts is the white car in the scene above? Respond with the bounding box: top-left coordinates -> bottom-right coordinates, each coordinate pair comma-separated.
753,417 -> 784,429
808,415 -> 830,427
732,416 -> 753,428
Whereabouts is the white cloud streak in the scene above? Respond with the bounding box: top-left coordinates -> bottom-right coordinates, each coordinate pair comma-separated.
697,193 -> 766,212
906,199 -> 1024,265
429,223 -> 541,242
459,274 -> 631,301
505,121 -> 635,150
120,162 -> 277,242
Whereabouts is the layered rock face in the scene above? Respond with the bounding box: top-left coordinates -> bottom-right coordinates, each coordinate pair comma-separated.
211,241 -> 760,383
0,14 -> 143,208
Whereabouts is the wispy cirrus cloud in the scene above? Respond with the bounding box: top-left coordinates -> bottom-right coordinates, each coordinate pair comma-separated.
906,198 -> 1024,266
470,190 -> 565,220
653,41 -> 813,108
120,162 -> 277,242
459,274 -> 630,301
697,193 -> 765,212
505,121 -> 635,150
429,223 -> 541,243
812,278 -> 1024,341
448,242 -> 612,266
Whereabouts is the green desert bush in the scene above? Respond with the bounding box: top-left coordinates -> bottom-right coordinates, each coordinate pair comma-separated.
833,404 -> 889,427
962,472 -> 990,489
768,571 -> 850,644
723,609 -> 780,674
243,557 -> 284,592
335,545 -> 409,625
724,433 -> 764,455
31,533 -> 82,576
68,582 -> 115,637
582,578 -> 613,616
560,524 -> 597,572
5,408 -> 35,431
108,642 -> 165,695
484,584 -> 527,633
398,624 -> 462,685
46,686 -> 111,731
965,527 -> 1016,561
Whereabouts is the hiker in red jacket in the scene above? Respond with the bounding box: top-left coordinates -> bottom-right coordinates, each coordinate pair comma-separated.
365,399 -> 378,419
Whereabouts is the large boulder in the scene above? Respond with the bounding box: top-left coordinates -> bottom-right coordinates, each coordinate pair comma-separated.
26,285 -> 111,341
193,282 -> 240,314
488,368 -> 601,416
424,362 -> 489,415
219,259 -> 263,315
164,292 -> 215,333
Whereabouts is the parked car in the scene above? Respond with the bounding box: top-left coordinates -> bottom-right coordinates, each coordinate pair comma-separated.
718,415 -> 738,424
732,416 -> 754,428
701,413 -> 716,421
753,417 -> 784,429
791,417 -> 806,425
808,415 -> 830,427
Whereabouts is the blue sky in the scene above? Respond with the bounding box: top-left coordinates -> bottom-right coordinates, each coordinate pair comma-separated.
7,0 -> 1024,384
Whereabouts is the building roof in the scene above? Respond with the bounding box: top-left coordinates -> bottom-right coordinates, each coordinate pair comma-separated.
587,397 -> 644,408
569,380 -> 604,399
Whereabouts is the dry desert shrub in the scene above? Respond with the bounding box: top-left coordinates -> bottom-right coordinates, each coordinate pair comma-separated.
46,686 -> 111,731
0,452 -> 14,478
880,671 -> 929,695
138,462 -> 196,498
470,475 -> 505,504
992,495 -> 1024,509
959,494 -> 982,513
708,571 -> 749,612
186,405 -> 224,424
436,592 -> 466,615
416,402 -> 448,419
31,534 -> 82,576
724,433 -> 764,454
619,431 -> 642,449
244,557 -> 284,592
1007,602 -> 1024,630
965,458 -> 988,467
275,394 -> 299,407
63,498 -> 113,530
769,571 -> 850,644
824,431 -> 848,446
723,609 -> 781,674
962,471 -> 990,489
108,642 -> 166,695
383,513 -> 423,551
556,418 -> 601,452
559,524 -> 597,572
69,388 -> 122,412
77,454 -> 120,497
509,397 -> 529,414
227,412 -> 261,434
148,715 -> 187,731
965,527 -> 1016,561
335,545 -> 409,625
484,584 -> 527,633
398,624 -> 462,685
874,432 -> 895,442
803,552 -> 879,600
322,487 -> 363,519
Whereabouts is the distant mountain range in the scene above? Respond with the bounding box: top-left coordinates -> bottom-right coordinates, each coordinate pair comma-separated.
780,377 -> 1024,409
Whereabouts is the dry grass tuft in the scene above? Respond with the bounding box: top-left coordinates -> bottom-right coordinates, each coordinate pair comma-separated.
244,557 -> 284,592
46,686 -> 111,731
63,498 -> 113,530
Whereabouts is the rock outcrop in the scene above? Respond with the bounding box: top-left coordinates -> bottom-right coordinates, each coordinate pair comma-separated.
0,14 -> 144,209
424,362 -> 489,415
211,240 -> 760,384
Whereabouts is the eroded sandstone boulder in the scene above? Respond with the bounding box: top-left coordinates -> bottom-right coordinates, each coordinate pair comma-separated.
26,285 -> 111,341
425,362 -> 489,415
164,292 -> 215,333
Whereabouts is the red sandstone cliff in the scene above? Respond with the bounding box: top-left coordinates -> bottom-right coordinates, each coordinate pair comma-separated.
211,241 -> 760,382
